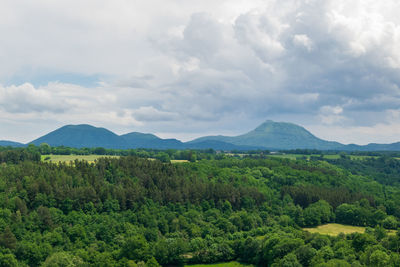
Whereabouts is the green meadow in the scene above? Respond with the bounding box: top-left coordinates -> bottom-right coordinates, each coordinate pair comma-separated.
186,262 -> 253,267
303,223 -> 396,236
41,154 -> 120,164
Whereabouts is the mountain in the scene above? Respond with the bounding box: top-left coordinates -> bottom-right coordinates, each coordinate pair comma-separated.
121,132 -> 184,149
189,120 -> 345,150
184,140 -> 260,151
2,120 -> 397,151
30,124 -> 127,148
0,140 -> 25,147
30,125 -> 184,149
344,142 -> 400,151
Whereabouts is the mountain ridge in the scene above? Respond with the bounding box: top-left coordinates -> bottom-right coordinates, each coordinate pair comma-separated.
0,140 -> 25,147
1,120 -> 400,151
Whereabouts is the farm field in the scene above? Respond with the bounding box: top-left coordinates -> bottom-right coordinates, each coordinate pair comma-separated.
268,154 -> 377,160
186,262 -> 253,267
41,154 -> 119,163
42,155 -> 189,164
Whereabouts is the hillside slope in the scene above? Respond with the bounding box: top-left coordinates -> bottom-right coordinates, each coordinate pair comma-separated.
0,140 -> 25,147
189,120 -> 345,150
30,124 -> 127,148
121,132 -> 184,149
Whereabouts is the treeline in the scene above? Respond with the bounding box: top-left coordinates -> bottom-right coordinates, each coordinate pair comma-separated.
0,148 -> 40,164
20,143 -> 218,162
327,156 -> 400,185
281,185 -> 375,209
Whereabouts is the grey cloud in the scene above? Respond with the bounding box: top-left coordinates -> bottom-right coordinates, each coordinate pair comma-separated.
2,0 -> 400,144
132,106 -> 179,122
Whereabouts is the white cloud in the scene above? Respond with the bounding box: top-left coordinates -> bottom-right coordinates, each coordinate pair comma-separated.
293,34 -> 313,51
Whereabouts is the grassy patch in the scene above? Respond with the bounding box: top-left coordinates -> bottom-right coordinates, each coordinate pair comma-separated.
303,223 -> 366,236
303,223 -> 397,236
185,262 -> 253,267
41,154 -> 119,164
268,154 -> 303,160
171,159 -> 190,163
268,154 -> 377,161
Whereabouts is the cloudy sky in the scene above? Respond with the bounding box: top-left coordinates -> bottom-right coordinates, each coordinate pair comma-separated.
1,0 -> 400,144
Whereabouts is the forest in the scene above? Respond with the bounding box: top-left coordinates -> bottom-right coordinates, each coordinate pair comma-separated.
0,147 -> 400,266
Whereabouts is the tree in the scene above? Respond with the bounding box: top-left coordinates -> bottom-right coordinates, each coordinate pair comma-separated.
382,215 -> 398,229
0,253 -> 18,267
42,252 -> 85,267
39,143 -> 51,155
369,250 -> 390,267
278,253 -> 301,267
295,245 -> 316,266
146,257 -> 160,267
303,200 -> 333,226
0,227 -> 17,250
121,236 -> 152,262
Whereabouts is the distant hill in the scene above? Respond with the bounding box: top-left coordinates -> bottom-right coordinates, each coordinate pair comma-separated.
121,132 -> 184,149
30,125 -> 183,149
0,140 -> 25,147
344,142 -> 400,151
184,140 -> 259,151
0,120 -> 396,151
189,120 -> 345,150
30,124 -> 127,148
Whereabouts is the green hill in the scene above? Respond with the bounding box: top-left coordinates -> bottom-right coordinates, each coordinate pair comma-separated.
189,120 -> 345,150
121,132 -> 184,149
0,140 -> 25,147
30,124 -> 127,148
30,125 -> 183,149
18,121 -> 400,151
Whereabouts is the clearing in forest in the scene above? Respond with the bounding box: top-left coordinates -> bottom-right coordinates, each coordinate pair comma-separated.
185,262 -> 253,267
303,223 -> 366,236
304,223 -> 398,236
41,154 -> 119,164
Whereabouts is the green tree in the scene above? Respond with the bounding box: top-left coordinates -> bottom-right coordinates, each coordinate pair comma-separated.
369,250 -> 390,267
278,253 -> 301,267
42,252 -> 85,267
121,235 -> 152,262
0,253 -> 18,267
0,227 -> 17,250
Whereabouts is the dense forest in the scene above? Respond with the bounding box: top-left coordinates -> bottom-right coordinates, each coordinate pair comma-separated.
0,147 -> 400,266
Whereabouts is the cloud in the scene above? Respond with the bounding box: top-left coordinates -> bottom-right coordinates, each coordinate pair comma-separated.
132,106 -> 179,122
0,83 -> 67,113
1,0 -> 400,144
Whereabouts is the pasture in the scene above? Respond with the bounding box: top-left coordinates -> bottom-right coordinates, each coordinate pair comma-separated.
42,155 -> 189,164
171,159 -> 190,163
186,262 -> 253,267
41,154 -> 119,164
268,154 -> 376,160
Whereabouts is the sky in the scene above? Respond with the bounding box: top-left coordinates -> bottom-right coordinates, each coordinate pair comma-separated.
1,0 -> 400,145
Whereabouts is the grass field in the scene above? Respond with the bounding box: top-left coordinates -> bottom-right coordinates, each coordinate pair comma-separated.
171,159 -> 190,163
42,155 -> 189,164
41,154 -> 119,164
268,154 -> 376,160
303,223 -> 366,236
303,223 -> 397,236
185,262 -> 253,267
